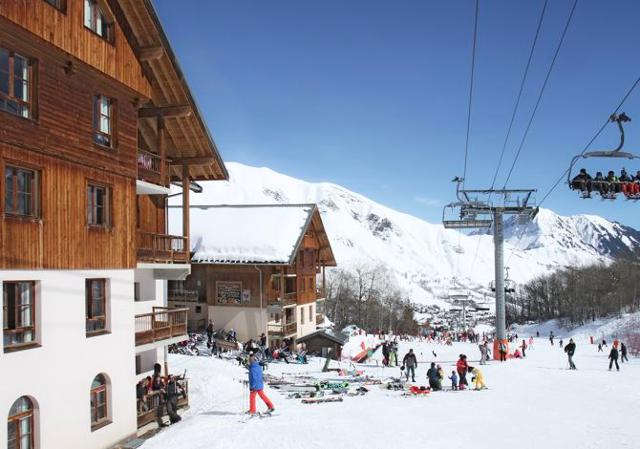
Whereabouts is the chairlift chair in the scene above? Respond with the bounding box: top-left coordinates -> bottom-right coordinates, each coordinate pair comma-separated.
568,113 -> 640,200
442,202 -> 492,229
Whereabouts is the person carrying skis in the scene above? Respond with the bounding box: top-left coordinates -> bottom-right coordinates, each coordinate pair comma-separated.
426,362 -> 442,391
456,354 -> 469,390
564,338 -> 577,370
621,342 -> 629,363
468,366 -> 486,390
608,346 -> 620,371
248,353 -> 275,415
402,349 -> 418,382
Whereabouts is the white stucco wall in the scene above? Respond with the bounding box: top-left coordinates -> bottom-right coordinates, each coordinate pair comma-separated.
0,269 -> 137,449
209,305 -> 267,343
297,302 -> 317,339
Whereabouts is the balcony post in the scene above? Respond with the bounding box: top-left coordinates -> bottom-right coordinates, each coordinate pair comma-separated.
182,164 -> 190,259
157,116 -> 166,185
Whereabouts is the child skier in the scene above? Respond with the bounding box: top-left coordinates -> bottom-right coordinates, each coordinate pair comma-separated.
449,370 -> 458,390
468,366 -> 486,390
248,353 -> 275,415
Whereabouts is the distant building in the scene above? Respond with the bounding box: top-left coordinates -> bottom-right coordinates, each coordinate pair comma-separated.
170,204 -> 336,347
297,329 -> 348,360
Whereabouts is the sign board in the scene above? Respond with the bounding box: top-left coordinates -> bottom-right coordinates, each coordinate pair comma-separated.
216,281 -> 243,305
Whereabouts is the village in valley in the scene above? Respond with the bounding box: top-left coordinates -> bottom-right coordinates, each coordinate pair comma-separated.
1,1 -> 639,449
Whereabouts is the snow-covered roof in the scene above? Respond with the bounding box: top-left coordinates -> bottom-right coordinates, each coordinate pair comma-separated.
171,204 -> 336,265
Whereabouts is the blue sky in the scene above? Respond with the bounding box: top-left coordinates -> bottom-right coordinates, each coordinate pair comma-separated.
155,0 -> 640,228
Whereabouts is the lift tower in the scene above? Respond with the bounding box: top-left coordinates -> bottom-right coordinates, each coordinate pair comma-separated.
442,179 -> 538,344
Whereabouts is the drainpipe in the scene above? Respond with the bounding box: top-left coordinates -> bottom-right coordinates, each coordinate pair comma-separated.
254,265 -> 264,341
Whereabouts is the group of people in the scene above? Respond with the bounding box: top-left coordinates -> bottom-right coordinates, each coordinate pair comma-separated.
571,168 -> 640,198
553,333 -> 629,371
400,350 -> 486,391
381,341 -> 400,366
136,363 -> 186,427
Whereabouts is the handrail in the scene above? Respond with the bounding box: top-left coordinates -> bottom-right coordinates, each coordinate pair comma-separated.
137,231 -> 189,264
137,378 -> 189,428
135,308 -> 189,346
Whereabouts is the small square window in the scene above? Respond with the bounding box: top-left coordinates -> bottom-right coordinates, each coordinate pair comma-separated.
4,165 -> 40,218
87,183 -> 111,228
84,0 -> 114,42
3,281 -> 37,351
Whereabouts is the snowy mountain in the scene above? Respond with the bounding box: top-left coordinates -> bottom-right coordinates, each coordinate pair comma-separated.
174,162 -> 640,305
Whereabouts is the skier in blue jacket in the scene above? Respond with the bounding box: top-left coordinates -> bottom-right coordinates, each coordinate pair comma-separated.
248,353 -> 274,415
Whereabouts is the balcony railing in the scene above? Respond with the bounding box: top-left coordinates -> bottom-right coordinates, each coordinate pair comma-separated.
137,378 -> 189,428
316,288 -> 326,299
137,149 -> 168,187
316,314 -> 325,325
168,289 -> 199,302
135,307 -> 188,346
267,321 -> 297,337
137,232 -> 189,264
267,290 -> 297,307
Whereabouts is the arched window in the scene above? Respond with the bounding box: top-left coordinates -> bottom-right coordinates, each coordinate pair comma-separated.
90,374 -> 109,430
8,396 -> 35,449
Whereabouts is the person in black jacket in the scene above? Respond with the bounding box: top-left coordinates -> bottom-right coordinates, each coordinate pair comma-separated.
426,362 -> 442,391
564,338 -> 577,370
620,343 -> 629,363
609,347 -> 620,371
571,169 -> 593,197
165,375 -> 183,424
402,349 -> 418,382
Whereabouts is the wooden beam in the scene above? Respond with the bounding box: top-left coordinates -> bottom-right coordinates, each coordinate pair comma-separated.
169,157 -> 215,166
182,164 -> 190,248
157,116 -> 166,184
139,46 -> 164,62
139,106 -> 192,118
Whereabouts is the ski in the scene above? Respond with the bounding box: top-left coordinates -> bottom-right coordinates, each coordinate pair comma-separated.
301,397 -> 343,404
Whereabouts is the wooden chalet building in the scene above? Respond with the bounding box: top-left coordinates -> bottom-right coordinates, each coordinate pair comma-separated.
0,1 -> 226,448
169,204 -> 336,347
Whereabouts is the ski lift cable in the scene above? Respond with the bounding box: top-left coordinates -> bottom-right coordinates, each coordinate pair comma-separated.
468,0 -> 549,276
490,0 -> 549,190
502,0 -> 579,189
462,0 -> 480,190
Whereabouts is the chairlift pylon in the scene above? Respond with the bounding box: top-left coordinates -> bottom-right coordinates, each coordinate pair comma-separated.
568,113 -> 640,200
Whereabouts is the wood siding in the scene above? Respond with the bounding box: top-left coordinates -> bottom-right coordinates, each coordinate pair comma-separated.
0,23 -> 139,269
0,0 -> 151,97
137,194 -> 164,235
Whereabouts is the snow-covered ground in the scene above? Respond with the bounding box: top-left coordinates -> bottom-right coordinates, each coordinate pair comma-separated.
142,330 -> 638,449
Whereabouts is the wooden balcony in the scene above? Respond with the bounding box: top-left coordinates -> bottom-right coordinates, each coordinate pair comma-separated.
137,149 -> 168,187
137,378 -> 189,428
316,288 -> 326,299
316,314 -> 325,325
267,290 -> 297,308
267,321 -> 297,337
135,307 -> 188,346
137,232 -> 189,264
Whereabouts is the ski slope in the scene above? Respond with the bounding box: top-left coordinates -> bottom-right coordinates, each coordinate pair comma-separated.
142,334 -> 638,449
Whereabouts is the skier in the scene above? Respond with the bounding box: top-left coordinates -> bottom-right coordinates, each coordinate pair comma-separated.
536,331 -> 540,338
382,342 -> 390,367
608,346 -> 620,371
449,370 -> 458,390
165,375 -> 183,424
468,366 -> 486,390
426,362 -> 442,391
150,366 -> 168,427
206,319 -> 215,344
402,349 -> 418,382
564,338 -> 577,370
478,342 -> 488,365
521,339 -> 527,357
549,331 -> 554,346
456,354 -> 469,390
559,339 -> 563,349
248,353 -> 275,415
498,341 -> 507,362
620,342 -> 629,363
598,343 -> 603,352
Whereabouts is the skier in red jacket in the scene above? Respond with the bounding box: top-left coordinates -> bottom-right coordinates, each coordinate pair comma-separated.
456,354 -> 469,390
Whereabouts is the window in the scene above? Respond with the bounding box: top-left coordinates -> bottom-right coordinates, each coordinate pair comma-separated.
0,48 -> 33,119
309,305 -> 313,323
84,0 -> 113,42
87,183 -> 110,228
134,282 -> 140,302
93,95 -> 114,147
86,279 -> 107,335
90,374 -> 109,429
4,166 -> 39,218
300,307 -> 305,325
3,282 -> 36,351
8,396 -> 35,449
44,0 -> 66,12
